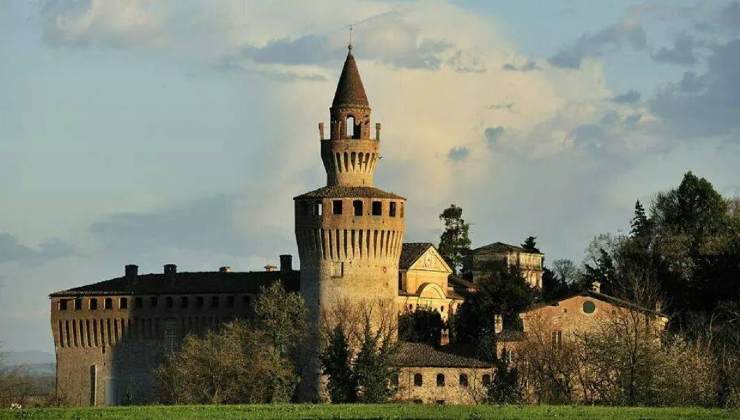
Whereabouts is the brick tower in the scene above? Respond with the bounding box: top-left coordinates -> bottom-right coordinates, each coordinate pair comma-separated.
294,46 -> 406,400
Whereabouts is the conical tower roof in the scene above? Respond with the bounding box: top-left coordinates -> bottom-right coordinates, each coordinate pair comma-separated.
332,48 -> 369,107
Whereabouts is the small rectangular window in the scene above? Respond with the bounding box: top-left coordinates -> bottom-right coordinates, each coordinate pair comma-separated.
59,300 -> 68,311
389,202 -> 397,217
227,295 -> 235,308
104,298 -> 113,310
353,200 -> 363,216
211,296 -> 219,308
181,296 -> 188,308
243,295 -> 251,307
134,297 -> 143,308
150,297 -> 158,308
120,297 -> 128,309
166,297 -> 174,308
332,200 -> 343,215
197,296 -> 204,308
89,298 -> 98,310
74,298 -> 82,310
372,201 -> 382,216
331,261 -> 343,277
400,202 -> 404,218
313,202 -> 323,216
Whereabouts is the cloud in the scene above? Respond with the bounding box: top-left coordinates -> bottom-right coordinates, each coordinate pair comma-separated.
549,20 -> 646,69
649,39 -> 740,137
0,233 -> 75,263
502,59 -> 538,72
610,90 -> 641,104
447,50 -> 486,73
651,33 -> 700,65
484,126 -> 505,146
40,0 -> 165,48
447,146 -> 470,161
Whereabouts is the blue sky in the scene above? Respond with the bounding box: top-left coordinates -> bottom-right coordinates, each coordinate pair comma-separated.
1,1 -> 739,353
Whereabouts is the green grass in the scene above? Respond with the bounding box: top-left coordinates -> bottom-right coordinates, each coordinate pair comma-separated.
0,404 -> 736,420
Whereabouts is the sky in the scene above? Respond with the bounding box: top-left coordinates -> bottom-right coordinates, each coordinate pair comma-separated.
1,0 -> 739,353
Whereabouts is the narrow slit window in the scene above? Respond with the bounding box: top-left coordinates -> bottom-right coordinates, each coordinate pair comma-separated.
346,116 -> 355,138
389,202 -> 397,217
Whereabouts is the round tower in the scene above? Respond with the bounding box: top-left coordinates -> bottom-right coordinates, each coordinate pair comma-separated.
294,46 -> 406,401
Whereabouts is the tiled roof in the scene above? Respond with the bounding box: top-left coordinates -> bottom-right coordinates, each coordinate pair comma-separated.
294,186 -> 404,200
394,342 -> 492,368
332,50 -> 369,107
49,271 -> 300,297
522,290 -> 668,318
399,243 -> 434,269
473,242 -> 541,254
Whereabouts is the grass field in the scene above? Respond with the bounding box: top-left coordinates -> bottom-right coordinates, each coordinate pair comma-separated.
0,404 -> 737,420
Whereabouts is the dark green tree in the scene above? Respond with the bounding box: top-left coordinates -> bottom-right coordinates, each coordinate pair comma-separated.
630,200 -> 652,239
398,307 -> 444,346
353,319 -> 397,403
438,204 -> 471,275
541,267 -> 570,301
521,236 -> 540,253
488,355 -> 521,404
321,326 -> 357,403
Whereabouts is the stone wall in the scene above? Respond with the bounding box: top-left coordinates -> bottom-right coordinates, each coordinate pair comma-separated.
395,367 -> 492,404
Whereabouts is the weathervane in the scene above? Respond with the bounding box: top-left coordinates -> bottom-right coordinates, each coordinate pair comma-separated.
348,25 -> 353,51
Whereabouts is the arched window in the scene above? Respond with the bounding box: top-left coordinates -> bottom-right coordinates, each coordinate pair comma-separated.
346,116 -> 355,138
119,297 -> 128,309
459,373 -> 469,387
353,200 -> 363,216
482,374 -> 491,386
436,373 -> 445,387
413,373 -> 423,386
104,298 -> 112,310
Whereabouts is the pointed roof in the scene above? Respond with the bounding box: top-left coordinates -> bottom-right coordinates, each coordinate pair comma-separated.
332,48 -> 369,107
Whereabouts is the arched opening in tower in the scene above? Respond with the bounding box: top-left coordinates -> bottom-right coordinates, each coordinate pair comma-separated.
346,116 -> 355,138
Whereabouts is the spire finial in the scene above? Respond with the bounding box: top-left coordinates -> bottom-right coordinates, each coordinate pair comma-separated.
348,25 -> 353,52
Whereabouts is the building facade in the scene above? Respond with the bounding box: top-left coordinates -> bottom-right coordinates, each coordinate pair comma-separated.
468,242 -> 544,289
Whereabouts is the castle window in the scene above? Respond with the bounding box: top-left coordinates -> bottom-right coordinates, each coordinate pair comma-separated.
353,200 -> 363,216
73,298 -> 82,310
372,201 -> 382,216
196,296 -> 204,308
391,373 -> 399,386
346,116 -> 355,138
459,374 -> 469,387
59,300 -> 68,311
243,295 -> 251,307
211,296 -> 219,308
582,301 -> 596,314
331,261 -> 343,278
313,202 -> 323,216
414,373 -> 423,386
389,202 -> 397,217
89,298 -> 98,310
104,298 -> 112,310
400,202 -> 404,218
436,374 -> 445,387
482,374 -> 491,386
120,298 -> 128,310
135,297 -> 142,308
227,295 -> 235,308
440,306 -> 445,312
150,297 -> 158,308
333,200 -> 343,215
181,297 -> 188,308
166,297 -> 173,308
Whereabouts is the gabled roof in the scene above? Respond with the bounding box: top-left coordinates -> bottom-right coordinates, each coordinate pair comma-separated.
332,49 -> 369,108
521,289 -> 668,318
393,342 -> 492,368
473,241 -> 543,255
294,186 -> 404,200
399,243 -> 434,269
49,271 -> 300,297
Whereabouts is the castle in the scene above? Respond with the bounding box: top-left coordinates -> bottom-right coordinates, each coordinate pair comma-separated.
50,47 -> 663,406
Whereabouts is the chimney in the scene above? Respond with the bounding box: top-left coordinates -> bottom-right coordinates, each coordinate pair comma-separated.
280,254 -> 292,274
125,264 -> 138,279
494,314 -> 504,334
591,281 -> 601,294
219,266 -> 231,273
440,328 -> 450,346
264,264 -> 277,272
164,264 -> 177,276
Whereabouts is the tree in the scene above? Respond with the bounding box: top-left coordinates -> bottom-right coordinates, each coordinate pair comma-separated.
321,326 -> 357,403
353,316 -> 397,403
154,320 -> 298,404
398,307 -> 443,346
488,355 -> 522,404
541,268 -> 570,301
438,204 -> 471,275
630,200 -> 652,239
254,282 -> 306,359
521,236 -> 540,253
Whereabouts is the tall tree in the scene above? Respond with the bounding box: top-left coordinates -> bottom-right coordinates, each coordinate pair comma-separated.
321,326 -> 357,403
521,236 -> 540,253
630,200 -> 652,239
438,204 -> 471,275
